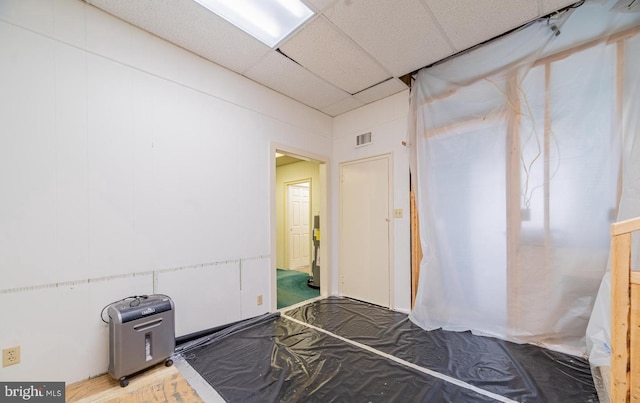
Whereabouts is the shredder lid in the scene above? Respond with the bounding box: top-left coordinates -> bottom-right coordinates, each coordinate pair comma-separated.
108,296 -> 173,324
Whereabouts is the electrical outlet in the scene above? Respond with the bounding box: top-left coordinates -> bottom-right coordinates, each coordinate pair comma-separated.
257,295 -> 263,306
393,208 -> 403,218
2,346 -> 20,367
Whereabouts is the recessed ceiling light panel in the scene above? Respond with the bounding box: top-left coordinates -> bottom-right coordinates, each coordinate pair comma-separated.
194,0 -> 314,47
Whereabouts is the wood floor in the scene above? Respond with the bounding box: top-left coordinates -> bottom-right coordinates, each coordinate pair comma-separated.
66,364 -> 203,403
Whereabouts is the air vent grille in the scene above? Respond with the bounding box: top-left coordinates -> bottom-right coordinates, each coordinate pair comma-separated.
355,132 -> 372,148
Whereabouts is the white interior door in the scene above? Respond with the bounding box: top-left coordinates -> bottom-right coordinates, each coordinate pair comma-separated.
287,182 -> 311,270
340,155 -> 391,307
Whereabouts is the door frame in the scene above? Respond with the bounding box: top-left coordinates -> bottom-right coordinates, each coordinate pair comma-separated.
270,143 -> 329,312
339,153 -> 393,308
284,178 -> 312,272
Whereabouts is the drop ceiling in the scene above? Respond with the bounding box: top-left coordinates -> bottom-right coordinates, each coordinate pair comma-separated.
85,0 -> 579,117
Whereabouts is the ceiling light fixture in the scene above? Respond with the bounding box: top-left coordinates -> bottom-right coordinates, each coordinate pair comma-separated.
193,0 -> 314,48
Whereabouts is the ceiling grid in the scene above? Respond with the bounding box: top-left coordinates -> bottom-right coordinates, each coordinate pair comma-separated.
86,0 -> 580,116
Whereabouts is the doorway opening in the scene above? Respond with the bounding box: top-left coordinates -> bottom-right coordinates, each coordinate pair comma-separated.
286,180 -> 311,272
274,150 -> 323,309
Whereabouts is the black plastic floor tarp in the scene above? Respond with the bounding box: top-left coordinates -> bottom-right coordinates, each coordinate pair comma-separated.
184,297 -> 598,402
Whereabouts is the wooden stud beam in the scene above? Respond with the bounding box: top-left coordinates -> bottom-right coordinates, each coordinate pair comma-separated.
419,25 -> 640,111
506,72 -> 522,332
410,184 -> 422,308
611,232 -> 632,403
612,217 -> 640,236
631,282 -> 640,402
533,24 -> 640,68
616,40 -> 625,214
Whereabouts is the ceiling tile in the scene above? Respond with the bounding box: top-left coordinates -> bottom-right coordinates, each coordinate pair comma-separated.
541,0 -> 580,14
325,0 -> 454,77
424,0 -> 539,51
86,0 -> 573,118
305,0 -> 337,12
245,51 -> 349,110
320,96 -> 365,117
353,78 -> 408,105
86,0 -> 271,73
279,16 -> 390,94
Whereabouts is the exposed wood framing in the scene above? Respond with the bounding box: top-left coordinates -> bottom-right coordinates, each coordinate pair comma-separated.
611,232 -> 631,403
419,24 -> 640,115
631,282 -> 640,402
612,217 -> 640,236
610,48 -> 630,402
411,24 -> 640,382
410,182 -> 422,308
506,72 -> 522,331
543,62 -> 552,293
610,215 -> 640,403
616,40 -> 625,214
423,111 -> 502,138
533,24 -> 640,68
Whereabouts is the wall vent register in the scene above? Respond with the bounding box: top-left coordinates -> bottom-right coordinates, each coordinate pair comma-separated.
355,132 -> 373,148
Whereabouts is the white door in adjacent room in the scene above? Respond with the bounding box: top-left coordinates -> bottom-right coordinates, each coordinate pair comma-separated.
287,181 -> 311,271
340,155 -> 391,307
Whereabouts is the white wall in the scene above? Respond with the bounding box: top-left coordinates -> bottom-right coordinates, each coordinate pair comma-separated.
0,0 -> 332,383
331,91 -> 412,312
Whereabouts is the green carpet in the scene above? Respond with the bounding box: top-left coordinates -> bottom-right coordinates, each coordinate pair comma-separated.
277,269 -> 320,309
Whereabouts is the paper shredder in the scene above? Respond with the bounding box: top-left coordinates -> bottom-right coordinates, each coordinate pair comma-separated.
107,294 -> 175,387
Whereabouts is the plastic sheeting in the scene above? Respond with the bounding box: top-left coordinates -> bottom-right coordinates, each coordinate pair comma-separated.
408,0 -> 640,362
181,297 -> 597,402
183,307 -> 498,402
585,21 -> 640,400
286,297 -> 597,403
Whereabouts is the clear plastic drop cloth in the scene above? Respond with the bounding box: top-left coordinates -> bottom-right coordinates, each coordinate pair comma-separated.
585,24 -> 640,400
407,0 -> 640,387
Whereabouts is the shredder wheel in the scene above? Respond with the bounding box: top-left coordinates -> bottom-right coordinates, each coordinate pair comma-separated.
165,358 -> 173,367
119,377 -> 129,388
